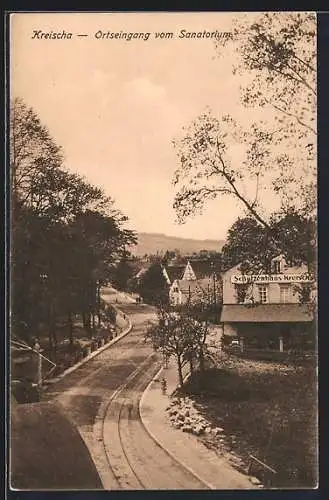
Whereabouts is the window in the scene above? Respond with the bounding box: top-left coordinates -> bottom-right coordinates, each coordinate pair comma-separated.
280,285 -> 290,303
258,286 -> 268,303
273,260 -> 281,274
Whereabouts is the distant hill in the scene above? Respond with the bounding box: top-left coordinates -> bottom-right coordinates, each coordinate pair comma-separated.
130,232 -> 225,257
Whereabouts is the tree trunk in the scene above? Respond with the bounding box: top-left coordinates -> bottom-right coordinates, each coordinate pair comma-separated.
49,299 -> 57,356
82,311 -> 87,329
48,331 -> 53,355
50,324 -> 57,360
50,317 -> 57,348
199,348 -> 205,372
85,312 -> 92,337
177,356 -> 184,387
68,311 -> 74,346
97,284 -> 101,327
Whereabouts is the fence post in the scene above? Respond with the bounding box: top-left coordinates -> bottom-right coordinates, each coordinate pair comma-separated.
279,336 -> 284,353
34,339 -> 42,398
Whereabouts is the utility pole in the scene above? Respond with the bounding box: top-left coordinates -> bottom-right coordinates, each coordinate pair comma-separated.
211,261 -> 217,321
97,280 -> 101,327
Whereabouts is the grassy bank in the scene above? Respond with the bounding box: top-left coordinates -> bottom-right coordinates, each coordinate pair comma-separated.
181,355 -> 317,488
11,305 -> 127,402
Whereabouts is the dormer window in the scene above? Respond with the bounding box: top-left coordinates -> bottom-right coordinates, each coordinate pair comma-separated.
273,260 -> 281,274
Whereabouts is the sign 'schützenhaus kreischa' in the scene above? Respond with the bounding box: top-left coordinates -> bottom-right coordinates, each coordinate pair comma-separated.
231,273 -> 314,284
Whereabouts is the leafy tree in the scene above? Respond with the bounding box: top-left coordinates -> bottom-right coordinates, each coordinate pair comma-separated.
137,261 -> 169,305
10,98 -> 115,223
178,302 -> 212,372
217,13 -> 316,132
163,250 -> 176,263
173,13 -> 316,236
10,97 -> 63,207
221,216 -> 277,273
110,255 -> 136,291
173,110 -> 279,228
184,279 -> 223,326
270,208 -> 316,270
221,210 -> 316,307
65,210 -> 136,333
145,306 -> 209,386
215,11 -> 316,212
10,98 -> 137,353
222,210 -> 316,274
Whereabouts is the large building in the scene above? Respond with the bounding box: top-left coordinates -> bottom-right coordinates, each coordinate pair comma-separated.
220,254 -> 315,351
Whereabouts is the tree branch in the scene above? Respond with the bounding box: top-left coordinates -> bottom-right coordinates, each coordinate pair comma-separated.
251,173 -> 260,209
264,97 -> 316,134
214,139 -> 271,229
285,62 -> 316,96
292,53 -> 316,74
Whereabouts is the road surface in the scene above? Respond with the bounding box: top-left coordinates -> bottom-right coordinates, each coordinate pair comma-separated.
10,401 -> 103,490
43,287 -> 208,490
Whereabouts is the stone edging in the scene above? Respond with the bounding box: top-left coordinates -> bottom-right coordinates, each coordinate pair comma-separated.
139,366 -> 216,490
48,315 -> 133,383
139,365 -> 259,490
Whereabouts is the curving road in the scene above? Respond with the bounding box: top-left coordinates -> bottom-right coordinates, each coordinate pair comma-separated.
43,288 -> 208,490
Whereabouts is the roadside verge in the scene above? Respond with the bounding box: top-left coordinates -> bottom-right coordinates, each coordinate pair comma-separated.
47,314 -> 132,384
139,361 -> 256,490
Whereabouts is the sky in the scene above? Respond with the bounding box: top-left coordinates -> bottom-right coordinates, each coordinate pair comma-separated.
10,12 -> 282,240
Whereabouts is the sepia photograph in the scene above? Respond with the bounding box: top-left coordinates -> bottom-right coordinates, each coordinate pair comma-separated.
8,11 -> 317,490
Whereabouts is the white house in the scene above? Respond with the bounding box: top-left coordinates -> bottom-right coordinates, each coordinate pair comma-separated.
169,278 -> 218,307
169,260 -> 222,307
220,254 -> 315,350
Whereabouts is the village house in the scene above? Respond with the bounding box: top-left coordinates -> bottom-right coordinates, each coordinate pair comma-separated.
220,254 -> 315,351
169,259 -> 222,307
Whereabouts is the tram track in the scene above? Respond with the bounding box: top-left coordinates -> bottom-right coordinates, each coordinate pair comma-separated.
99,353 -> 209,490
43,292 -> 211,490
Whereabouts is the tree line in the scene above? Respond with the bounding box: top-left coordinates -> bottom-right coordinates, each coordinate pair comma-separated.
10,97 -> 136,353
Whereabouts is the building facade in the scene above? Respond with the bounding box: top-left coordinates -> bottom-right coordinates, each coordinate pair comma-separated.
220,255 -> 315,350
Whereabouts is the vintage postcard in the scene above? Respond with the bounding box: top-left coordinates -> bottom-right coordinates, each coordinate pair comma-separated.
8,11 -> 317,491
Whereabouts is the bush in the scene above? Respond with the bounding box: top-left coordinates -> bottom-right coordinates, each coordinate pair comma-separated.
104,305 -> 117,324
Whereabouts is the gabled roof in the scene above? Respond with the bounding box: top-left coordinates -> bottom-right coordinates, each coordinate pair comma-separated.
134,266 -> 150,279
188,259 -> 221,279
166,265 -> 185,282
